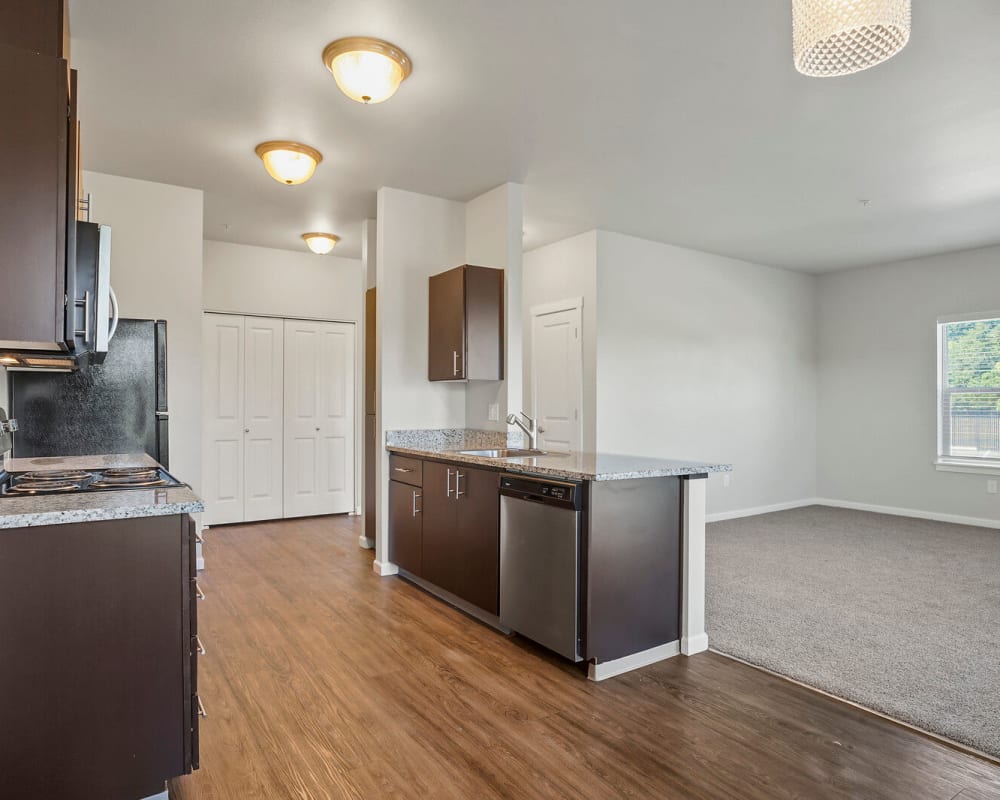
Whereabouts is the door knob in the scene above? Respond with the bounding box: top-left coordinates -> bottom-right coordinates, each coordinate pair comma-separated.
244,428 -> 249,433
315,427 -> 320,432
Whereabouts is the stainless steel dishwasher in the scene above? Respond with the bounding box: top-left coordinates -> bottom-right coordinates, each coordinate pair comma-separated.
499,474 -> 583,662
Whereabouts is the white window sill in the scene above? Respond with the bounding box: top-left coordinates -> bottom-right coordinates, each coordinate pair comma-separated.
935,459 -> 1000,476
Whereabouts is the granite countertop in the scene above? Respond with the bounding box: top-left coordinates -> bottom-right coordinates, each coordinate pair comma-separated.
0,453 -> 204,529
385,430 -> 731,482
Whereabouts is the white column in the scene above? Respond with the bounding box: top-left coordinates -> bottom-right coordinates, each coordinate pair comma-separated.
681,476 -> 709,655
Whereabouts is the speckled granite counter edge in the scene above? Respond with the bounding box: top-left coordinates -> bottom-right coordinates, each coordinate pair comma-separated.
0,498 -> 206,529
386,444 -> 732,482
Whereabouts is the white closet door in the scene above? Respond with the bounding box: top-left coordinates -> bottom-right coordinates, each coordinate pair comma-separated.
531,305 -> 583,453
243,317 -> 284,522
202,314 -> 245,525
284,320 -> 356,518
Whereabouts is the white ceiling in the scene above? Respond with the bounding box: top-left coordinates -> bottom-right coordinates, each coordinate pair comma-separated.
69,0 -> 1000,272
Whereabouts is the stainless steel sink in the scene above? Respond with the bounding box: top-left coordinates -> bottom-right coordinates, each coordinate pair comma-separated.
455,448 -> 552,459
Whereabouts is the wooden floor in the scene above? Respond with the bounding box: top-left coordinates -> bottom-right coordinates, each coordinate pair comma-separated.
170,516 -> 1000,800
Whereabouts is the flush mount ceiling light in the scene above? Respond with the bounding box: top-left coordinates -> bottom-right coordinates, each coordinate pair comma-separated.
322,36 -> 412,104
301,232 -> 341,255
254,141 -> 323,185
793,0 -> 911,77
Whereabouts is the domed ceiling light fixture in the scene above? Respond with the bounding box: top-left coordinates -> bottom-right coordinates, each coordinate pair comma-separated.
255,141 -> 323,185
793,0 -> 911,77
301,232 -> 341,255
322,36 -> 412,104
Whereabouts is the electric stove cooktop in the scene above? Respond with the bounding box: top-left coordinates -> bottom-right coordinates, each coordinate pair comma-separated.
0,466 -> 184,498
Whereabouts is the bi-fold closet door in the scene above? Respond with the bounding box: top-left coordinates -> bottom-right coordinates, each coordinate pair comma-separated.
203,314 -> 285,525
202,313 -> 356,526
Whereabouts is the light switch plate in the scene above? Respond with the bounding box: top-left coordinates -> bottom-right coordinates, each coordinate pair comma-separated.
988,480 -> 998,495
488,403 -> 500,422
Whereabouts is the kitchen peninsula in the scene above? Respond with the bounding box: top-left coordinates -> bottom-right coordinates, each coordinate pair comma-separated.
385,429 -> 730,680
0,453 -> 204,800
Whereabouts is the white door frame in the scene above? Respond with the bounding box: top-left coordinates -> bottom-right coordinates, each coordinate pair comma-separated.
201,310 -> 361,522
528,297 -> 584,452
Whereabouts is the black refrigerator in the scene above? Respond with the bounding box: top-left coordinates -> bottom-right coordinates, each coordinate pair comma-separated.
9,319 -> 169,466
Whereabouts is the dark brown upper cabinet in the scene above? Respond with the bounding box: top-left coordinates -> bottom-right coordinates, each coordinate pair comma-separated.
0,46 -> 74,351
428,265 -> 504,382
0,0 -> 70,59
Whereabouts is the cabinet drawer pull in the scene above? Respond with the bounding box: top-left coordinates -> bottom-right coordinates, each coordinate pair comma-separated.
393,467 -> 414,473
452,350 -> 459,377
196,695 -> 207,718
446,468 -> 453,497
455,471 -> 464,499
194,581 -> 206,601
412,491 -> 421,516
195,635 -> 206,656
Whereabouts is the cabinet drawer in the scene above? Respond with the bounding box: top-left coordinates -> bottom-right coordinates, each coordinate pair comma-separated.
389,455 -> 422,487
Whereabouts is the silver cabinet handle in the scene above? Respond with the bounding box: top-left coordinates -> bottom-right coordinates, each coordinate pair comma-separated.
452,350 -> 459,377
455,470 -> 464,499
196,695 -> 207,718
393,467 -> 414,473
195,635 -> 206,656
74,290 -> 92,343
194,581 -> 206,601
412,491 -> 421,517
446,468 -> 453,497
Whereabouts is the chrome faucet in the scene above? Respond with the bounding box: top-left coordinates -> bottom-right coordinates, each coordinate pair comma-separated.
506,411 -> 538,450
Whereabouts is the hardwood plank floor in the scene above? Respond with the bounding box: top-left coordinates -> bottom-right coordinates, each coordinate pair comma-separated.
170,516 -> 1000,800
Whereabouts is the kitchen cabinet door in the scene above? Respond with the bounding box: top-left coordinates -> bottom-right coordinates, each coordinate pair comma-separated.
428,267 -> 466,381
389,479 -> 422,575
420,461 -> 458,592
453,466 -> 501,614
0,0 -> 69,58
0,46 -> 69,351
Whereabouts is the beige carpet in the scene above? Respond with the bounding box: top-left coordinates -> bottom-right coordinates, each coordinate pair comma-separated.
706,505 -> 1000,758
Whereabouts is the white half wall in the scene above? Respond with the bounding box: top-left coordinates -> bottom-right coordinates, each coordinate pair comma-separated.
818,244 -> 1000,522
84,171 -> 204,497
523,231 -> 599,453
594,231 -> 818,516
465,183 -> 524,431
202,239 -> 365,513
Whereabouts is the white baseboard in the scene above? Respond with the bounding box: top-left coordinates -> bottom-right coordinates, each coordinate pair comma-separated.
358,535 -> 375,550
706,498 -> 816,523
140,788 -> 168,800
681,632 -> 709,656
372,559 -> 398,577
814,498 -> 1000,530
587,641 -> 680,682
708,496 -> 1000,530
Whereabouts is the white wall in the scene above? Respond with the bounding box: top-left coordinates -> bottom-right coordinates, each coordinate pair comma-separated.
818,245 -> 1000,523
203,240 -> 363,320
593,231 -> 818,516
203,239 -> 365,513
523,231 -> 599,452
465,184 -> 524,431
84,171 -> 204,496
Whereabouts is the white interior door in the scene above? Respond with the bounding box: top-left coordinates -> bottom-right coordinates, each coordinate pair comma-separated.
243,317 -> 284,522
530,303 -> 583,453
284,320 -> 356,518
202,314 -> 245,525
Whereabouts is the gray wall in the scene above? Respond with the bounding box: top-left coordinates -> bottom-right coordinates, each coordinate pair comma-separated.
818,244 -> 1000,522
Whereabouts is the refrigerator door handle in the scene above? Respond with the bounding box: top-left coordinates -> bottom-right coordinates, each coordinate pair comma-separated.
107,285 -> 120,342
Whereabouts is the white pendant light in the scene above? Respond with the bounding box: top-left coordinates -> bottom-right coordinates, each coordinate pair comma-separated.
322,37 -> 412,104
255,141 -> 323,185
301,232 -> 340,255
793,0 -> 911,77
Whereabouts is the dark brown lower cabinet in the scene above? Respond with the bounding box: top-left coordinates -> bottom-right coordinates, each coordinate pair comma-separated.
388,478 -> 422,575
421,461 -> 500,615
0,514 -> 199,800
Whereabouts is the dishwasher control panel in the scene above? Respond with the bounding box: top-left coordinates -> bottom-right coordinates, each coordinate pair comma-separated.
500,475 -> 582,510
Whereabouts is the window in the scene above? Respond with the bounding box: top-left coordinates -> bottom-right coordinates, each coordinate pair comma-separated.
938,314 -> 1000,470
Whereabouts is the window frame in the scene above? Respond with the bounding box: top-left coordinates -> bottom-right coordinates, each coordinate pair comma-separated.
935,311 -> 1000,474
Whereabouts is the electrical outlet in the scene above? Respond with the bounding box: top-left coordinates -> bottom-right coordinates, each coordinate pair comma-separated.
722,474 -> 731,488
488,403 -> 500,422
988,480 -> 998,495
